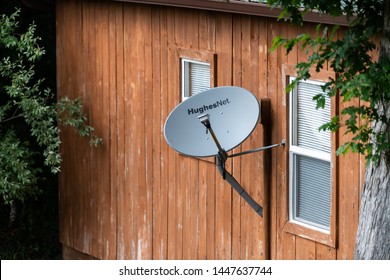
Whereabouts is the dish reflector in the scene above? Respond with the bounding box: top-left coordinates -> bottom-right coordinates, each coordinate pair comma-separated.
164,86 -> 260,157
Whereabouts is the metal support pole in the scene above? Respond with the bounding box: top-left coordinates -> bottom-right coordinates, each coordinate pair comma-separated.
198,113 -> 264,217
216,156 -> 263,217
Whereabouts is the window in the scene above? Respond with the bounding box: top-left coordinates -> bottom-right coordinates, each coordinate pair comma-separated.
282,65 -> 337,247
289,78 -> 332,232
181,59 -> 210,101
178,48 -> 216,102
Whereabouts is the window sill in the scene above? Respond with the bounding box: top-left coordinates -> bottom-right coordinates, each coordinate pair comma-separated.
283,221 -> 337,248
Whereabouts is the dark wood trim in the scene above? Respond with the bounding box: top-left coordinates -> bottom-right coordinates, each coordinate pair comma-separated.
62,245 -> 98,260
113,0 -> 348,26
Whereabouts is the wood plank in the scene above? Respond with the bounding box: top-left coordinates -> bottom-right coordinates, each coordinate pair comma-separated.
135,4 -> 152,259
316,244 -> 336,260
336,97 -> 360,259
174,7 -> 186,260
131,4 -> 142,259
151,6 -> 167,260
108,1 -> 118,260
122,3 -> 136,259
69,0 -> 80,253
214,12 -> 233,259
95,0 -> 116,260
268,17 -> 280,260
182,9 -> 200,260
79,0 -> 94,255
295,237 -> 316,260
335,27 -> 360,260
269,18 -> 294,260
198,10 -> 216,260
250,16 -> 266,260
199,11 -> 216,53
143,4 -> 154,260
90,0 -> 105,258
206,165 -> 216,260
159,6 -> 170,260
231,14 -> 243,260
240,14 -> 264,260
114,0 -> 126,260
239,14 -> 252,260
166,7 -> 181,259
258,17 -> 271,260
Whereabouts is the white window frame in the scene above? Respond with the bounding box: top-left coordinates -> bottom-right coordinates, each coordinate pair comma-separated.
181,58 -> 210,101
288,77 -> 332,233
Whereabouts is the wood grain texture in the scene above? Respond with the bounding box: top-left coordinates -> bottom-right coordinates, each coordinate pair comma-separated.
57,0 -> 366,260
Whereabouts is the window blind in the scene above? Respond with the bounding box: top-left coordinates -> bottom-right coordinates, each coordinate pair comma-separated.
295,154 -> 331,229
182,59 -> 210,99
188,62 -> 210,97
296,82 -> 331,154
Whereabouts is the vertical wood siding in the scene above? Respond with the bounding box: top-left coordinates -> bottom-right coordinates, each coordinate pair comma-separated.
57,0 -> 364,259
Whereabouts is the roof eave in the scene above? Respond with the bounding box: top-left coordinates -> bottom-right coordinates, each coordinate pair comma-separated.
113,0 -> 348,26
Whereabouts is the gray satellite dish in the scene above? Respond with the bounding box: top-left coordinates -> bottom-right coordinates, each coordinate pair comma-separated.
164,86 -> 285,217
164,86 -> 260,157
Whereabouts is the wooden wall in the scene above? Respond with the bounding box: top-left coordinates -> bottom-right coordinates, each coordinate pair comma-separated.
56,0 -> 364,260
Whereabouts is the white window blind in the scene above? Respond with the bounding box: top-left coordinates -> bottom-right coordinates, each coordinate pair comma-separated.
296,82 -> 331,153
289,78 -> 331,231
182,59 -> 210,100
292,154 -> 331,229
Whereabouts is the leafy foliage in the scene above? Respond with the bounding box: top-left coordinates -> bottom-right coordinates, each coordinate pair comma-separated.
268,0 -> 389,163
0,9 -> 101,204
0,130 -> 40,204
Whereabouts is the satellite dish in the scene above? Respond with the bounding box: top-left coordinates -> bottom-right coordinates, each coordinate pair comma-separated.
164,86 -> 260,157
164,86 -> 285,217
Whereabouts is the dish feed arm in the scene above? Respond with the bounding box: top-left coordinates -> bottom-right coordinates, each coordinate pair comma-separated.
198,113 -> 263,217
216,156 -> 263,217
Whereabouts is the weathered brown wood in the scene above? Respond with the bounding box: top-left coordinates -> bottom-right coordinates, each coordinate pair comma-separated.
108,1 -> 118,260
114,0 -> 126,260
238,14 -> 251,260
115,0 -> 349,26
151,6 -> 165,260
85,0 -> 97,256
241,14 -> 266,260
198,11 -> 217,260
143,4 -> 154,260
337,99 -> 361,259
57,0 -> 367,260
214,12 -> 234,260
60,0 -> 93,254
231,14 -> 242,260
296,237 -> 316,260
268,18 -> 294,260
166,7 -> 181,259
122,3 -> 135,259
316,244 -> 336,260
258,17 -> 270,261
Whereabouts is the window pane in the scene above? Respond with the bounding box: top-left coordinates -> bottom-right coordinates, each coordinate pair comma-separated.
296,82 -> 331,153
182,59 -> 210,99
294,154 -> 331,230
189,62 -> 210,96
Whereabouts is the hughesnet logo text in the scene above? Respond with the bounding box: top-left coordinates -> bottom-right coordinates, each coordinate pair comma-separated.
187,98 -> 231,115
